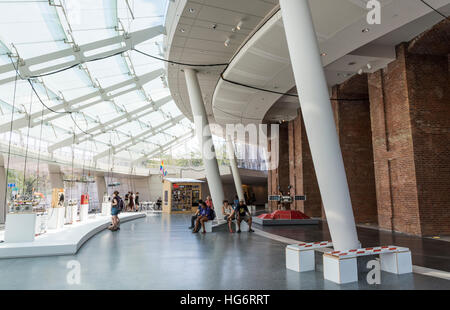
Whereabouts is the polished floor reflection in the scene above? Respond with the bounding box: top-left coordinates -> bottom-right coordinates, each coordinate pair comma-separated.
0,214 -> 448,290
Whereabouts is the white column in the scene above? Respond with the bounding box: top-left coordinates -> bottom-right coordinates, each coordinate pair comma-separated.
226,136 -> 244,202
184,68 -> 224,219
280,0 -> 359,251
0,164 -> 6,224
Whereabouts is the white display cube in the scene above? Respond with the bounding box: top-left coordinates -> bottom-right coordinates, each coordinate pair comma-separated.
381,250 -> 412,274
65,204 -> 78,224
204,221 -> 213,233
323,255 -> 358,284
47,207 -> 66,229
286,246 -> 315,272
5,213 -> 37,243
101,202 -> 111,216
79,204 -> 89,222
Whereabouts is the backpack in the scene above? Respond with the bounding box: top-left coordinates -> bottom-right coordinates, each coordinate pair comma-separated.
210,209 -> 216,221
117,196 -> 124,211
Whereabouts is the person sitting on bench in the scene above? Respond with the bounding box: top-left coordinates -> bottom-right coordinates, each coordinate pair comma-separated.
231,200 -> 254,233
189,199 -> 203,229
193,202 -> 212,234
222,200 -> 234,233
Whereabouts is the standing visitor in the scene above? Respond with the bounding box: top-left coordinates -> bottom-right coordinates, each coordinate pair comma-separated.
109,191 -> 122,231
135,192 -> 140,212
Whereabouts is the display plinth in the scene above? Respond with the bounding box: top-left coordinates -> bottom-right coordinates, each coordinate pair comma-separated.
5,213 -> 37,243
101,202 -> 111,216
65,203 -> 78,224
47,207 -> 66,229
79,204 -> 89,222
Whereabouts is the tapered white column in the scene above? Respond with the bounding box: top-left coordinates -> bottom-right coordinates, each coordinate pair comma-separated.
226,136 -> 244,202
184,68 -> 224,219
280,0 -> 359,251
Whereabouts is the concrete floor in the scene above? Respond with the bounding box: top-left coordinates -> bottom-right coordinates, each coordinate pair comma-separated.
0,214 -> 448,290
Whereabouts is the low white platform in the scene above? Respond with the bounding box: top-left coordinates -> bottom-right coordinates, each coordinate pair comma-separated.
0,212 -> 145,259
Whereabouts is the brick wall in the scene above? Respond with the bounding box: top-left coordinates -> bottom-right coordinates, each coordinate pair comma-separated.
332,75 -> 378,224
368,43 -> 450,236
288,110 -> 322,217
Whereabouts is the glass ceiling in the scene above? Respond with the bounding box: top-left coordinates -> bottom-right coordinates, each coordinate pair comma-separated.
0,0 -> 195,170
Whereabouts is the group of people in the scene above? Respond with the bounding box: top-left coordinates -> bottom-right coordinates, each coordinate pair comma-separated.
124,191 -> 140,212
189,195 -> 254,234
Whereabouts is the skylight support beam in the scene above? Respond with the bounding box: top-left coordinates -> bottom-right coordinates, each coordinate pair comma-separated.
47,95 -> 172,153
0,25 -> 165,84
93,114 -> 184,161
0,69 -> 164,133
132,130 -> 194,165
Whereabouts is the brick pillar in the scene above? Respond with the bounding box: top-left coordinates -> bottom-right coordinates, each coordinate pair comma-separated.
331,75 -> 378,225
368,43 -> 449,236
288,110 -> 322,217
278,122 -> 290,194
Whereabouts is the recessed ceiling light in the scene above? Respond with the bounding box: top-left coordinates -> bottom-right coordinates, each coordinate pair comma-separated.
321,52 -> 327,56
188,8 -> 195,13
362,28 -> 370,33
180,28 -> 185,33
224,38 -> 230,47
358,68 -> 363,75
236,21 -> 243,31
366,63 -> 372,70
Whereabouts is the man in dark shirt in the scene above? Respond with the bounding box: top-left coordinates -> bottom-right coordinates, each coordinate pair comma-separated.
231,200 -> 254,233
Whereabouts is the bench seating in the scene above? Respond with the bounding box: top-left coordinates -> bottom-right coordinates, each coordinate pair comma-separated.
323,245 -> 412,284
286,241 -> 333,272
286,241 -> 413,284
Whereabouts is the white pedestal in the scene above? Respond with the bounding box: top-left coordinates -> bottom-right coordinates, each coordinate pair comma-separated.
204,221 -> 213,233
381,251 -> 412,274
79,204 -> 89,222
286,246 -> 315,272
5,213 -> 37,243
65,204 -> 78,224
323,255 -> 358,284
101,202 -> 111,216
47,207 -> 66,229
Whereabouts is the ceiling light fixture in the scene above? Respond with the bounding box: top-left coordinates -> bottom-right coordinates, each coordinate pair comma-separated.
358,68 -> 364,75
224,38 -> 230,47
188,8 -> 195,13
180,28 -> 185,33
362,28 -> 370,33
236,20 -> 243,31
366,63 -> 372,70
321,52 -> 327,56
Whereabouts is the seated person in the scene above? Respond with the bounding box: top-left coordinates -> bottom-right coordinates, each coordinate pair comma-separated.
189,199 -> 203,229
193,202 -> 213,234
222,200 -> 234,233
231,200 -> 254,233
